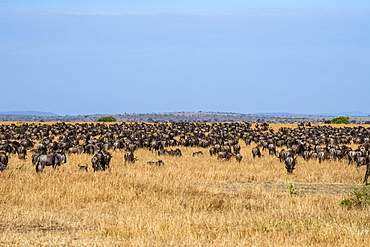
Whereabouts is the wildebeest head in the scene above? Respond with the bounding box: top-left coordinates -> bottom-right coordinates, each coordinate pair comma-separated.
285,156 -> 296,173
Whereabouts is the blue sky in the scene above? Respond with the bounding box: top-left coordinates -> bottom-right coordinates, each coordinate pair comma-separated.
1,1 -> 370,116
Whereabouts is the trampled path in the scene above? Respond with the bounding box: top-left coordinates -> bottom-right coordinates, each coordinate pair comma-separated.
200,182 -> 362,195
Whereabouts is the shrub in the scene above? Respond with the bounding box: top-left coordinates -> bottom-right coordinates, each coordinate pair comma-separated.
331,116 -> 349,124
324,120 -> 332,124
286,182 -> 296,195
340,186 -> 370,209
97,116 -> 117,122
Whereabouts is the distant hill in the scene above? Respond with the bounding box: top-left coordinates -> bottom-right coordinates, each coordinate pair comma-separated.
253,111 -> 370,117
0,111 -> 59,117
0,111 -> 369,123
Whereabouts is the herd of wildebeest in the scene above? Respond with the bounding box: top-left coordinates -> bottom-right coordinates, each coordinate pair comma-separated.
0,121 -> 369,185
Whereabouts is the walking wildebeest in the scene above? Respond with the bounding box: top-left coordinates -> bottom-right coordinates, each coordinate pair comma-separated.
0,162 -> 6,172
285,156 -> 296,173
252,147 -> 261,158
0,151 -> 9,166
124,151 -> 137,164
91,150 -> 112,171
36,152 -> 67,172
364,162 -> 370,185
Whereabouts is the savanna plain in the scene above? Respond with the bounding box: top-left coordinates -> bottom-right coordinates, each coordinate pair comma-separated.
0,122 -> 369,246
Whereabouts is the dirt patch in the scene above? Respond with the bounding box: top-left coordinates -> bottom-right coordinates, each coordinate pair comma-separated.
200,182 -> 362,195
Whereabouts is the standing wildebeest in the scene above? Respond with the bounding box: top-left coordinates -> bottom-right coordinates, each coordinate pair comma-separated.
124,151 -> 137,164
17,145 -> 27,159
91,150 -> 112,171
235,154 -> 243,162
233,144 -> 241,154
0,162 -> 6,172
209,147 -> 217,156
267,143 -> 277,156
217,151 -> 233,161
0,151 -> 9,167
36,152 -> 67,172
364,162 -> 370,185
252,147 -> 261,158
285,156 -> 296,173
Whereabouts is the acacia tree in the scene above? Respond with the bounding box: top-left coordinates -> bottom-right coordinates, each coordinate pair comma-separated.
331,116 -> 349,124
97,116 -> 117,122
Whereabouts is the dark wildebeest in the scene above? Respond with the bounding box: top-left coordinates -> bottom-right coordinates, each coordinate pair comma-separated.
267,143 -> 277,156
124,151 -> 137,164
0,151 -> 9,166
91,150 -> 112,171
168,148 -> 182,156
78,164 -> 88,172
147,160 -> 164,166
192,151 -> 203,156
235,154 -> 243,162
348,151 -> 362,165
209,147 -> 217,156
217,151 -> 233,161
356,156 -> 369,167
233,144 -> 241,154
285,156 -> 297,173
364,162 -> 370,185
17,145 -> 27,159
68,146 -> 85,154
0,162 -> 6,172
36,152 -> 67,172
252,147 -> 261,158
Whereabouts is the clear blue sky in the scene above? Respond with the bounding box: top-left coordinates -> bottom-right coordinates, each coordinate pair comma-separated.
1,1 -> 370,116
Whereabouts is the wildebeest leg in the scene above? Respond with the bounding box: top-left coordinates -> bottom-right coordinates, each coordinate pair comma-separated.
36,162 -> 43,172
364,164 -> 370,185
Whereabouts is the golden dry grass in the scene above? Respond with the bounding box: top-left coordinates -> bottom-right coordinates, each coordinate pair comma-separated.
0,123 -> 369,246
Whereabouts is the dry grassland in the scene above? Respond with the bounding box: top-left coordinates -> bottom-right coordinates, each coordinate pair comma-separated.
0,123 -> 369,246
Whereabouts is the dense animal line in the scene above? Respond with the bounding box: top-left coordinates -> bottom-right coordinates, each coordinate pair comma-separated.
0,122 -> 369,185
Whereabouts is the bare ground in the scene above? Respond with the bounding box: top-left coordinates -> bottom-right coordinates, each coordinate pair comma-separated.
200,182 -> 361,195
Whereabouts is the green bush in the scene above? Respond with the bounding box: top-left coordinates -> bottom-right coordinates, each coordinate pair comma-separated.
340,186 -> 370,209
97,116 -> 117,122
324,120 -> 332,124
331,116 -> 349,124
286,182 -> 296,195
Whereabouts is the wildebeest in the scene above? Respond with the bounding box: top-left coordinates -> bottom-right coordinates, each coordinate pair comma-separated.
267,143 -> 277,156
233,144 -> 241,154
364,163 -> 370,185
91,150 -> 112,171
36,152 -> 67,172
147,160 -> 164,166
78,164 -> 88,171
158,148 -> 182,156
209,147 -> 217,156
235,154 -> 243,162
0,162 -> 6,172
285,156 -> 296,173
217,151 -> 233,160
0,151 -> 9,166
192,151 -> 203,156
356,156 -> 369,167
124,151 -> 137,164
252,147 -> 261,158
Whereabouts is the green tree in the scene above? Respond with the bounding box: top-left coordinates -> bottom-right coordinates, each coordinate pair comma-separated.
97,116 -> 117,122
331,116 -> 349,124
